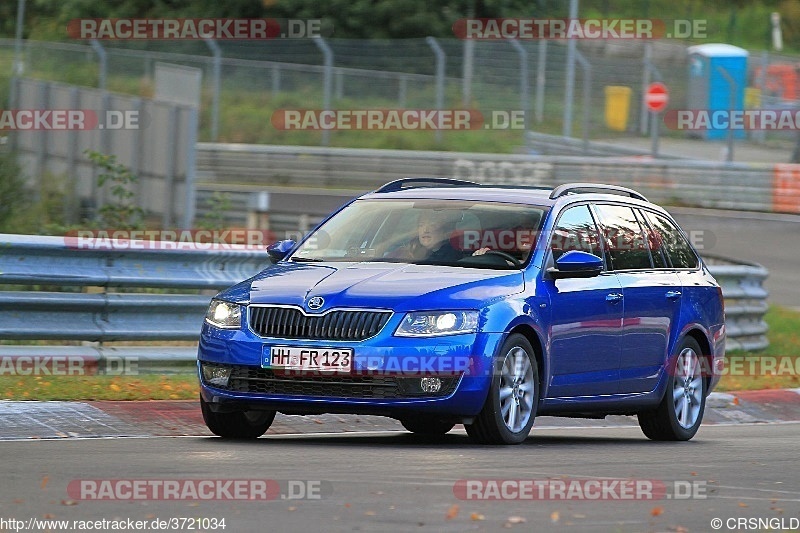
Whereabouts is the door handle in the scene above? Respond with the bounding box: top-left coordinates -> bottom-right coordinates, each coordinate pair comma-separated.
606,292 -> 623,303
666,290 -> 682,300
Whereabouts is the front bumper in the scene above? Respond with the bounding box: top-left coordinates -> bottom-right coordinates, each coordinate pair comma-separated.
197,321 -> 505,417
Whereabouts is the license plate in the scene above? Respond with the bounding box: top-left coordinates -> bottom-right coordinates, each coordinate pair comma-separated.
264,346 -> 353,372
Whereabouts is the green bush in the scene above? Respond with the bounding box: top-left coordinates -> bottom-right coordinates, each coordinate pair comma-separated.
0,151 -> 30,232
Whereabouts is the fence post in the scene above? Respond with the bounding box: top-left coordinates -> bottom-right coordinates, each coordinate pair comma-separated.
640,42 -> 652,135
426,37 -> 445,144
131,98 -> 143,207
35,81 -> 48,203
535,40 -> 547,124
716,66 -> 737,163
9,0 -> 25,110
183,106 -> 199,229
753,50 -> 768,144
335,69 -> 343,99
203,37 -> 221,141
313,36 -> 333,147
65,87 -> 80,224
462,39 -> 474,106
163,106 -> 178,228
642,48 -> 664,155
398,75 -> 407,108
574,49 -> 591,154
272,65 -> 281,94
562,0 -> 579,137
8,77 -> 21,152
90,39 -> 107,90
509,40 -> 530,131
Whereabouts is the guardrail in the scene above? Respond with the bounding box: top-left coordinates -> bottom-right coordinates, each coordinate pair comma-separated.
524,131 -> 683,159
703,255 -> 770,352
196,143 -> 800,215
0,235 -> 768,373
0,234 -> 271,372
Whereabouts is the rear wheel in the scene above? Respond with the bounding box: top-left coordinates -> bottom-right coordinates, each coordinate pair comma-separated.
200,395 -> 275,439
638,337 -> 706,441
466,334 -> 539,445
400,416 -> 455,435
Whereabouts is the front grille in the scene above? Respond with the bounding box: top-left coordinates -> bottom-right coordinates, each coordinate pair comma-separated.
205,364 -> 459,399
248,306 -> 391,341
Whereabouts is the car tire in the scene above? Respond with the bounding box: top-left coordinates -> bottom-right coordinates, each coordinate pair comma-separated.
638,337 -> 707,441
200,395 -> 276,439
466,333 -> 539,445
400,416 -> 455,435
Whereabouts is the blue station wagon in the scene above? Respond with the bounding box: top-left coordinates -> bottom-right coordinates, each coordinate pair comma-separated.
198,179 -> 725,444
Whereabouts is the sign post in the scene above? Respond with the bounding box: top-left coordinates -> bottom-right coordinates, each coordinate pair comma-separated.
645,82 -> 669,158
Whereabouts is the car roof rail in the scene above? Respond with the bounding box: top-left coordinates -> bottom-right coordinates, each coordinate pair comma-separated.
549,182 -> 649,202
374,177 -> 481,193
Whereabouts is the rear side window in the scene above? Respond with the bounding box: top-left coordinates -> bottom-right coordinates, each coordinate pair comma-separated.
592,204 -> 653,271
642,211 -> 699,269
549,204 -> 603,263
634,208 -> 669,268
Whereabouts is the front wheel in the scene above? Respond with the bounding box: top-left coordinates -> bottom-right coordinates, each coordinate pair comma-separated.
638,337 -> 707,441
200,395 -> 276,439
466,334 -> 539,445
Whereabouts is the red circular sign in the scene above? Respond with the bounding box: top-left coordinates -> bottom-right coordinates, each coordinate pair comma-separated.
645,82 -> 669,113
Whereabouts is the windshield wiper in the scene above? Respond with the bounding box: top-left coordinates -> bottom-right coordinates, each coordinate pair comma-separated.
290,257 -> 325,263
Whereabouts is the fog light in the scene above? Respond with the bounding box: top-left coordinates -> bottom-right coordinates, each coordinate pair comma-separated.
420,377 -> 442,393
202,364 -> 232,387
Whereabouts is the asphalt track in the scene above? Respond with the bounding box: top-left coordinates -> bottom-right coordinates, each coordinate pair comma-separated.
0,423 -> 798,532
1,391 -> 799,533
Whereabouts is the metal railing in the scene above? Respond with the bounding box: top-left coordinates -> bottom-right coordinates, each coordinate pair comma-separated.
196,143 -> 789,214
704,255 -> 770,352
0,234 -> 768,374
0,234 -> 272,371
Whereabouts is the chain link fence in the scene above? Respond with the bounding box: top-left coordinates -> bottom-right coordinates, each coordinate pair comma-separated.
2,37 -> 799,149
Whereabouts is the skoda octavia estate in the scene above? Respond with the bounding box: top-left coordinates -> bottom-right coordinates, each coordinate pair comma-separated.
198,179 -> 725,444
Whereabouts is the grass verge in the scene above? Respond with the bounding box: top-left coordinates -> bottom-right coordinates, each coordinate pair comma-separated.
0,374 -> 198,401
715,306 -> 800,392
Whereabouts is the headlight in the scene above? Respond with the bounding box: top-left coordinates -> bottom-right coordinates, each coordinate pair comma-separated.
205,300 -> 241,329
394,310 -> 479,337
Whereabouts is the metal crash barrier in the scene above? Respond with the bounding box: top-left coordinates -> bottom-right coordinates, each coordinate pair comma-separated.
0,235 -> 768,373
0,234 -> 271,372
703,255 -> 769,352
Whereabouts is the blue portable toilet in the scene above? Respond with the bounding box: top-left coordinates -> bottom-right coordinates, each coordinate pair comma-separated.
687,44 -> 748,140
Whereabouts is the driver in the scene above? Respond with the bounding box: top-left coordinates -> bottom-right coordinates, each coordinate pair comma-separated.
389,210 -> 462,262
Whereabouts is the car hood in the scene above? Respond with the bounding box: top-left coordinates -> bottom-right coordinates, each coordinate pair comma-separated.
216,261 -> 524,312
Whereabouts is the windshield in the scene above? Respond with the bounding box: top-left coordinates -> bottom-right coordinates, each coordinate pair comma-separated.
290,199 -> 548,269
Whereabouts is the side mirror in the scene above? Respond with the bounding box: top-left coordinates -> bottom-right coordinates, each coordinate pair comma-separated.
267,240 -> 296,262
547,250 -> 603,279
